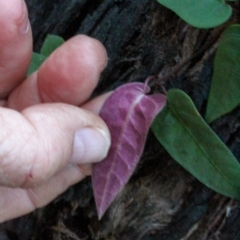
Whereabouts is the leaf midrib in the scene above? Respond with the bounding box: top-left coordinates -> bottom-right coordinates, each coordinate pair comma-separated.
170,104 -> 239,196
99,92 -> 144,209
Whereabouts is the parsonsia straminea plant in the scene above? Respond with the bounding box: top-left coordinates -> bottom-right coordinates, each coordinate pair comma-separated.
29,1 -> 240,219
92,81 -> 166,219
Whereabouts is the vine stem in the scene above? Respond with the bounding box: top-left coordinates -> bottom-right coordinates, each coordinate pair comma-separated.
143,75 -> 156,94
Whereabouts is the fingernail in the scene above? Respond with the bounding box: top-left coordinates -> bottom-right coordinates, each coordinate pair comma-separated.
71,128 -> 110,164
17,0 -> 29,34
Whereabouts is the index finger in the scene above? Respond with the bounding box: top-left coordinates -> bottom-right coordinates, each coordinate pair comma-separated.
8,35 -> 108,110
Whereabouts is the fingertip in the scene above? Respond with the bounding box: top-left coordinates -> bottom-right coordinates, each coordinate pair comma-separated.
37,35 -> 108,105
0,0 -> 32,98
70,127 -> 110,165
74,35 -> 108,72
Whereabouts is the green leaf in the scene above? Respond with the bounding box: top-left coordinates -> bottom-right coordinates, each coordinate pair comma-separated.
156,0 -> 232,28
152,89 -> 240,199
40,34 -> 65,57
205,25 -> 240,123
26,34 -> 64,76
27,53 -> 47,76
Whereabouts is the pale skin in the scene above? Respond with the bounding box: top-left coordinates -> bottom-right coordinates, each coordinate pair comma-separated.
0,0 -> 111,223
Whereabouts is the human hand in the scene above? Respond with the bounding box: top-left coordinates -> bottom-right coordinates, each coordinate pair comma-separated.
0,0 -> 111,222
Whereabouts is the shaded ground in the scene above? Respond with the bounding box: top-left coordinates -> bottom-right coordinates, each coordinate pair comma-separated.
1,0 -> 240,239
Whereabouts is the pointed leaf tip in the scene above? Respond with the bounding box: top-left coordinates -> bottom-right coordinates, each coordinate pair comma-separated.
40,34 -> 65,57
92,82 -> 166,219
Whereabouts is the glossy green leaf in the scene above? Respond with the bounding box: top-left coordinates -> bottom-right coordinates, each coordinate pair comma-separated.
152,89 -> 240,199
27,52 -> 47,76
156,0 -> 232,28
40,34 -> 65,57
205,25 -> 240,123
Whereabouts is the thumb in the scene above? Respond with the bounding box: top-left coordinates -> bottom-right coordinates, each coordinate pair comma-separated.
0,103 -> 110,188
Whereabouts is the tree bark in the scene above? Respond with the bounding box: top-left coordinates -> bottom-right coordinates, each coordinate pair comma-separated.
1,0 -> 240,239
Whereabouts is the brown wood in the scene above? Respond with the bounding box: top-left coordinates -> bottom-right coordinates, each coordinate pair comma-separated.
1,0 -> 240,239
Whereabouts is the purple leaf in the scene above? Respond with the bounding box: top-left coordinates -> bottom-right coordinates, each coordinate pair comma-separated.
92,81 -> 166,219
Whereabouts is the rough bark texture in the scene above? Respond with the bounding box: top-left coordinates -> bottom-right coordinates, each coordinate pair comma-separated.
1,0 -> 240,239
